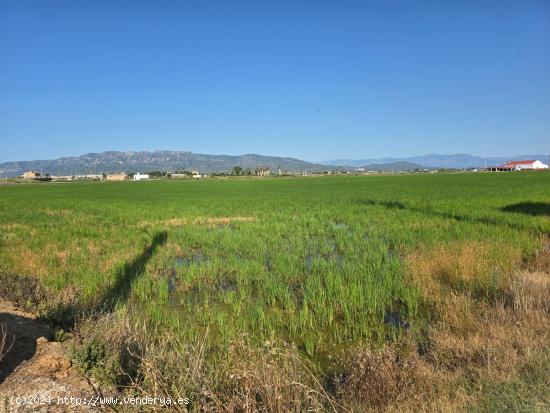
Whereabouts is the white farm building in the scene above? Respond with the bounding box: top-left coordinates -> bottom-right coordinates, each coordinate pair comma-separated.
502,160 -> 548,171
133,173 -> 150,181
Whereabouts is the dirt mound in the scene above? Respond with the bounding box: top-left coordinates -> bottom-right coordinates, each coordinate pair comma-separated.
0,301 -> 102,412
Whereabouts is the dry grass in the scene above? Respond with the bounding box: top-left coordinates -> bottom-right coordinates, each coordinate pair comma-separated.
139,216 -> 257,228
526,236 -> 550,272
42,208 -> 74,217
199,216 -> 256,225
508,270 -> 550,315
0,223 -> 33,231
71,312 -> 334,413
429,299 -> 549,375
217,341 -> 334,413
335,343 -> 432,412
335,266 -> 550,412
391,240 -> 550,411
405,241 -> 520,302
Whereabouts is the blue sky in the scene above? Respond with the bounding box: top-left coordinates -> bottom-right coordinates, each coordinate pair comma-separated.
1,0 -> 549,163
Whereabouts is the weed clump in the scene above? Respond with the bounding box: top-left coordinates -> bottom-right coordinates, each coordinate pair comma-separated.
70,312 -> 141,388
334,343 -> 431,411
0,272 -> 45,311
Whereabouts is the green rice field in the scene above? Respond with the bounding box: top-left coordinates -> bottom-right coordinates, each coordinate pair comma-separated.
1,172 -> 549,411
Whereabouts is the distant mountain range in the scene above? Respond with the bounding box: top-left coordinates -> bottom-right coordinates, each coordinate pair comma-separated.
0,150 -> 333,177
1,151 -> 548,178
324,154 -> 549,169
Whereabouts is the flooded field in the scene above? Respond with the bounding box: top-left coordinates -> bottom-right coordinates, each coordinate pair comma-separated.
1,173 -> 549,411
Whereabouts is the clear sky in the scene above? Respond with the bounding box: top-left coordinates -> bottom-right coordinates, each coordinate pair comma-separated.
1,0 -> 549,163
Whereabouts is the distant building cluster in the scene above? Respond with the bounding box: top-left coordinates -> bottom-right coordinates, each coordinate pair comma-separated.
107,173 -> 127,181
23,171 -> 40,179
255,167 -> 271,176
133,173 -> 149,181
19,170 -> 205,181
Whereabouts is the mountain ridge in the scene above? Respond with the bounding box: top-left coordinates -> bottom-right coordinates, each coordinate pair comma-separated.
0,150 -> 333,177
2,151 -> 548,177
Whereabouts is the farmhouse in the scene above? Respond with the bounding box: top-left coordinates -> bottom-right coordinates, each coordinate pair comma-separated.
503,160 -> 548,171
133,173 -> 150,181
22,171 -> 40,179
107,173 -> 127,181
487,159 -> 549,172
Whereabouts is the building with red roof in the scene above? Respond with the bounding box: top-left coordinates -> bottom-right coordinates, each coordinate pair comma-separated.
502,160 -> 548,170
486,159 -> 548,172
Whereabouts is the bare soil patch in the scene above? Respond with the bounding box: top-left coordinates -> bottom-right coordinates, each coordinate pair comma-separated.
0,301 -> 102,412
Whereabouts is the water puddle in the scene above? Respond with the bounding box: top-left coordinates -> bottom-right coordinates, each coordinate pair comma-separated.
208,223 -> 235,232
166,250 -> 207,296
386,244 -> 404,262
173,250 -> 205,267
332,222 -> 354,237
264,257 -> 274,273
168,273 -> 177,294
305,254 -> 314,272
384,311 -> 409,330
305,250 -> 344,272
218,279 -> 237,293
333,222 -> 348,230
